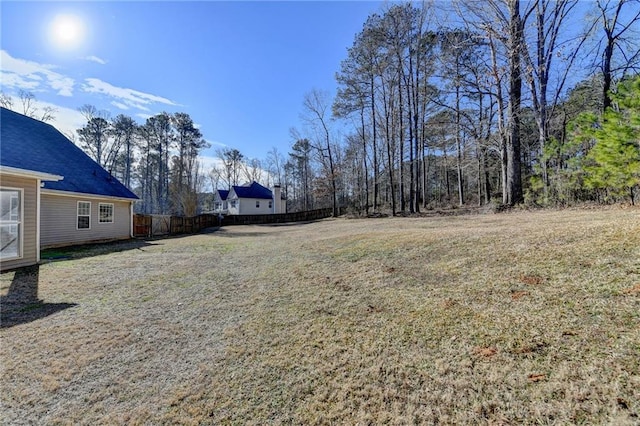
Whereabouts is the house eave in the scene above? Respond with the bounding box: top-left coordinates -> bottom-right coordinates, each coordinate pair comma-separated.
0,165 -> 63,182
41,188 -> 138,202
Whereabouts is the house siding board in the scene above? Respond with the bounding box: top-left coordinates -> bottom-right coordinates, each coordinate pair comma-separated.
0,175 -> 38,270
228,197 -> 240,215
41,194 -> 131,248
239,198 -> 273,215
227,189 -> 240,215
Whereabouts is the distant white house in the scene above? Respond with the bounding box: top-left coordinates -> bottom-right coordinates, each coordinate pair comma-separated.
212,189 -> 229,213
212,181 -> 286,215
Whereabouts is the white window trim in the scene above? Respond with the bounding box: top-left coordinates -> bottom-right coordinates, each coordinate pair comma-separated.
98,202 -> 114,224
0,187 -> 24,261
77,201 -> 91,230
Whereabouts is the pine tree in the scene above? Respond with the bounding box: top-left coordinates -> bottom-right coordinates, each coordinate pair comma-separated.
575,76 -> 640,204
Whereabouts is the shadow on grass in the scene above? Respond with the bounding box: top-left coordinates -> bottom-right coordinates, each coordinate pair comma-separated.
213,228 -> 269,238
210,220 -> 322,237
260,220 -> 325,227
0,265 -> 77,329
40,238 -> 159,262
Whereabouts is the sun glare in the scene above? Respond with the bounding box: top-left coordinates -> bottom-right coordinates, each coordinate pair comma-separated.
50,14 -> 85,49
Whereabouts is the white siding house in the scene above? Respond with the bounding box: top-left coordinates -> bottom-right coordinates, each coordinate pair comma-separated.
212,189 -> 229,214
0,167 -> 62,271
0,107 -> 138,270
40,193 -> 133,249
214,182 -> 286,215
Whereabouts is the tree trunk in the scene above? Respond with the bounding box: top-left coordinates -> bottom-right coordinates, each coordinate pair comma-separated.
455,82 -> 464,206
360,106 -> 370,215
398,75 -> 406,213
371,76 -> 379,212
506,0 -> 524,206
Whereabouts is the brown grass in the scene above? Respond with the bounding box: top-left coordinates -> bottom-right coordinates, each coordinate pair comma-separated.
1,207 -> 639,424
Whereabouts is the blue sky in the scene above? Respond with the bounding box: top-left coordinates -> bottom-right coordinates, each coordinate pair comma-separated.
1,1 -> 384,167
2,1 -> 619,171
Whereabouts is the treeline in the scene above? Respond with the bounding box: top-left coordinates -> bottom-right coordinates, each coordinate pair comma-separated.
6,1 -> 637,215
74,106 -> 210,215
281,0 -> 640,214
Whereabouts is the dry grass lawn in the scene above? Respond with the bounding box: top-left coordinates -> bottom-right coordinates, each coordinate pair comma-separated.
1,208 -> 639,424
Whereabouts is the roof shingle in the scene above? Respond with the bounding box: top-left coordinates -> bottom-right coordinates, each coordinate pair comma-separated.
231,181 -> 273,200
216,189 -> 229,200
1,107 -> 138,200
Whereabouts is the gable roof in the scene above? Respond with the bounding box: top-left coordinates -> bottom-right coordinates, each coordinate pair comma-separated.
231,181 -> 273,200
215,189 -> 229,201
1,107 -> 138,200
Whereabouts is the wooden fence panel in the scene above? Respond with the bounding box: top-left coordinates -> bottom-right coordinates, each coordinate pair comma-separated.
133,214 -> 152,237
134,210 -> 336,238
219,208 -> 339,226
152,215 -> 171,235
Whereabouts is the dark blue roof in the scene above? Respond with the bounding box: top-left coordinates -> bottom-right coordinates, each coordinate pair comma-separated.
232,181 -> 272,200
1,107 -> 138,200
216,189 -> 229,200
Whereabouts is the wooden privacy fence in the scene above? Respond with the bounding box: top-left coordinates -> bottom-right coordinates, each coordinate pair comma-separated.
133,214 -> 218,237
219,208 -> 339,226
152,215 -> 171,236
169,214 -> 218,234
133,208 -> 340,238
133,214 -> 152,238
133,214 -> 172,237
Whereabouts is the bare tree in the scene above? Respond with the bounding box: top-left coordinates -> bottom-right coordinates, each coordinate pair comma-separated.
0,91 -> 13,109
39,106 -> 57,123
593,0 -> 640,110
1,90 -> 56,122
520,0 -> 588,197
217,148 -> 245,188
456,0 -> 535,205
19,90 -> 37,117
266,147 -> 285,186
176,160 -> 206,217
209,166 -> 224,192
302,89 -> 339,217
242,157 -> 263,184
78,104 -> 110,124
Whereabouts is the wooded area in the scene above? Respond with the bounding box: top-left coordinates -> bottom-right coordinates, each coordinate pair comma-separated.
313,0 -> 640,212
3,0 -> 638,214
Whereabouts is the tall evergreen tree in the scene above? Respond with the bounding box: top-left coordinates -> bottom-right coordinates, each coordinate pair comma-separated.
574,76 -> 640,204
111,114 -> 138,188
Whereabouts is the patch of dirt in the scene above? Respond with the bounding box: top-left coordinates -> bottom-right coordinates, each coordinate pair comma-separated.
518,274 -> 544,286
511,290 -> 530,300
473,346 -> 498,357
621,284 -> 640,294
528,374 -> 547,383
